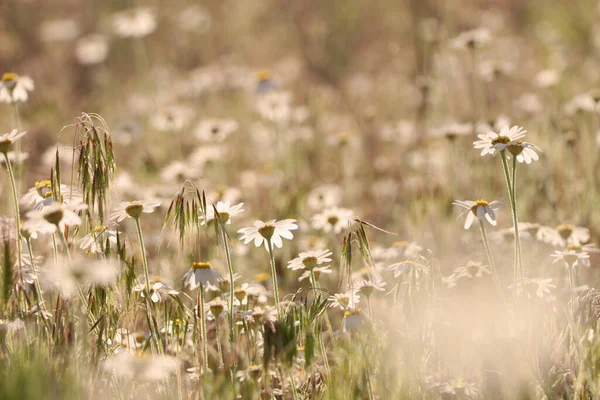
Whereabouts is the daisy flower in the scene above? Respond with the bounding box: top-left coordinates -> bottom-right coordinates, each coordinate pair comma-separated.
287,249 -> 332,271
328,291 -> 360,310
201,201 -> 244,225
311,207 -> 354,234
110,199 -> 161,222
0,129 -> 27,154
473,125 -> 527,157
23,203 -> 85,234
195,118 -> 238,142
42,257 -> 120,298
537,224 -> 590,247
238,219 -> 298,250
0,73 -> 34,103
551,248 -> 590,268
452,199 -> 502,229
182,261 -> 222,290
356,279 -> 387,297
507,141 -> 541,164
298,266 -> 332,282
134,279 -> 179,303
342,308 -> 371,332
453,261 -> 491,278
79,225 -> 118,254
112,8 -> 157,38
451,28 -> 491,50
206,297 -> 227,319
306,185 -> 342,210
529,278 -> 556,298
75,34 -> 110,66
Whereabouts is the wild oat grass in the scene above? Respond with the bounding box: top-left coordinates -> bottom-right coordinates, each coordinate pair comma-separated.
2,1 -> 600,399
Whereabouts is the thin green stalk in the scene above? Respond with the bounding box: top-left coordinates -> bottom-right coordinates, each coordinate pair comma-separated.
51,234 -> 59,262
220,227 -> 235,343
266,240 -> 281,320
478,220 -> 504,301
58,227 -> 72,264
3,152 -> 23,276
134,217 -> 160,353
215,317 -> 224,368
512,156 -> 524,281
567,262 -> 575,315
199,284 -> 209,373
500,151 -> 522,298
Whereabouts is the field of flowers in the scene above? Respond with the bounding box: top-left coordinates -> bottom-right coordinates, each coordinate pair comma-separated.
2,1 -> 600,399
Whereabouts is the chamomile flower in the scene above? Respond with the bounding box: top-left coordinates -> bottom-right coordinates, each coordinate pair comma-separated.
451,28 -> 491,50
42,257 -> 120,298
311,207 -> 354,234
150,105 -> 195,133
112,8 -> 157,38
102,352 -> 178,382
356,279 -> 387,298
342,308 -> 371,332
79,226 -> 118,254
453,261 -> 491,278
287,249 -> 332,271
298,266 -> 332,282
195,118 -> 238,142
537,224 -> 590,247
75,34 -> 110,65
551,248 -> 590,268
506,141 -> 541,164
182,261 -> 222,290
452,199 -> 502,229
110,200 -> 161,222
24,203 -> 85,234
134,279 -> 179,303
328,291 -> 360,310
160,161 -> 201,183
201,201 -> 244,225
529,278 -> 556,298
473,125 -> 527,156
0,129 -> 27,154
0,73 -> 34,103
238,219 -> 298,250
306,185 -> 342,210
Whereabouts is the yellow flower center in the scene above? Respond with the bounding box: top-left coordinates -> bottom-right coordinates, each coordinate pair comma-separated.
475,200 -> 488,206
258,224 -> 275,240
192,261 -> 211,270
344,308 -> 363,317
35,180 -> 51,188
2,73 -> 18,83
43,209 -> 64,225
567,243 -> 582,251
557,224 -> 573,240
491,136 -> 510,145
255,272 -> 270,282
393,241 -> 409,247
302,256 -> 318,270
327,216 -> 339,225
256,69 -> 272,82
125,202 -> 144,218
44,191 -> 53,198
94,225 -> 107,233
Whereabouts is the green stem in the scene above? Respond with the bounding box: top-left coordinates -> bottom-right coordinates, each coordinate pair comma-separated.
134,218 -> 151,294
57,227 -> 72,264
512,156 -> 524,282
478,220 -> 504,302
266,240 -> 281,320
220,227 -> 235,343
500,151 -> 522,299
215,317 -> 224,368
199,284 -> 209,373
134,217 -> 160,353
3,152 -> 23,276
